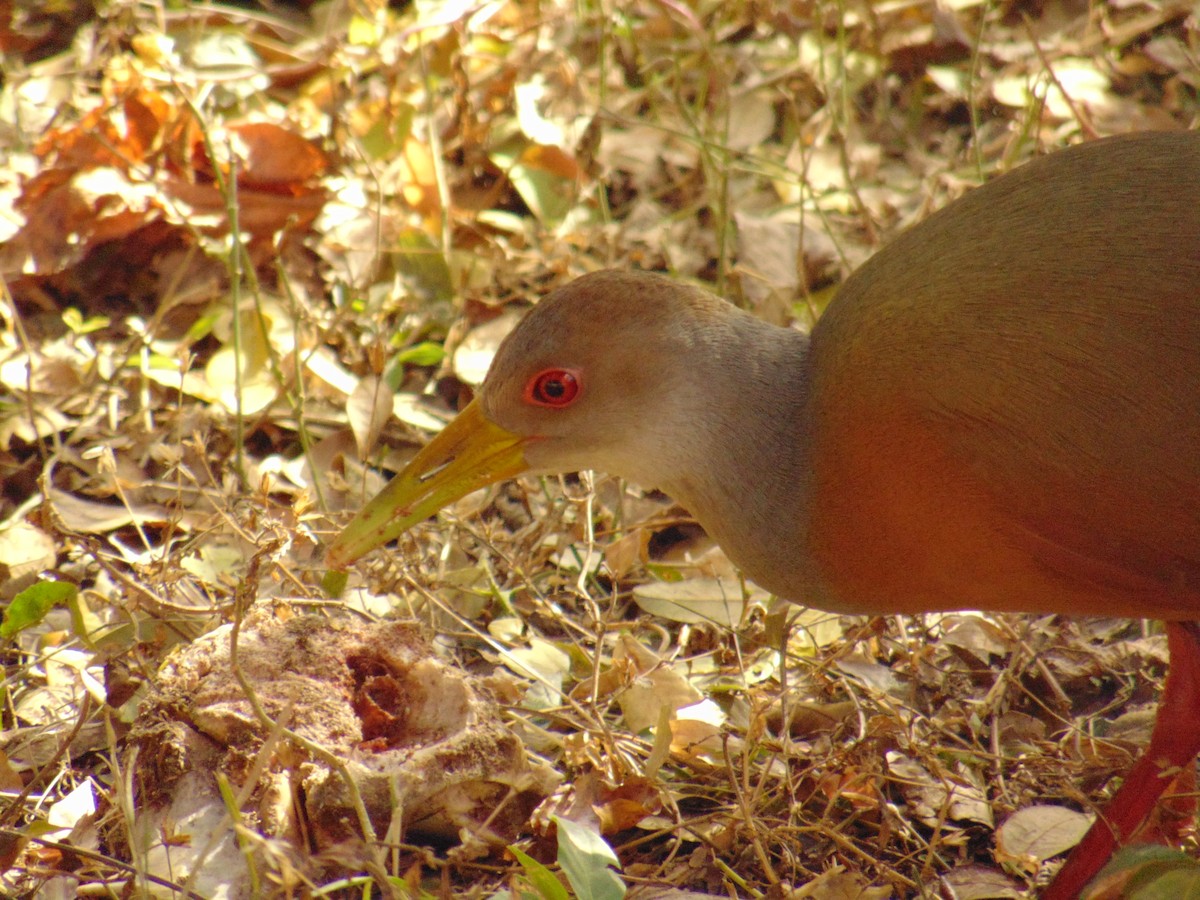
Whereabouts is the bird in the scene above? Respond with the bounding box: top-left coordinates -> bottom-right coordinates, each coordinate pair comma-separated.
326,129 -> 1200,898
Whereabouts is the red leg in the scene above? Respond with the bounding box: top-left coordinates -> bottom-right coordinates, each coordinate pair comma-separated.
1043,622 -> 1200,900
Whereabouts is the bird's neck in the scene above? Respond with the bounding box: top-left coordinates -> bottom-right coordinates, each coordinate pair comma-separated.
654,315 -> 820,605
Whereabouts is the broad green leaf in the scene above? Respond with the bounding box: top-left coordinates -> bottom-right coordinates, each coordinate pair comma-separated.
509,846 -> 570,900
2,580 -> 77,639
394,341 -> 446,367
555,816 -> 624,900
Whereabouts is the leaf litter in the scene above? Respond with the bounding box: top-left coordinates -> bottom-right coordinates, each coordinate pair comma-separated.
0,0 -> 1196,897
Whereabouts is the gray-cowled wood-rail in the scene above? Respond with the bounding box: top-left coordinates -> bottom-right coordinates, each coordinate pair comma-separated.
327,130 -> 1200,897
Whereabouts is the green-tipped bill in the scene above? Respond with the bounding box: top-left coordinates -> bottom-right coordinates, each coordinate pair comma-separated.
325,399 -> 529,569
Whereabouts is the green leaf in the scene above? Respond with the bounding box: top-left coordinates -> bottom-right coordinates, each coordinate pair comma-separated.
67,588 -> 104,649
1129,868 -> 1200,900
391,227 -> 454,304
322,569 -> 349,597
2,580 -> 77,639
554,816 -> 624,900
509,846 -> 571,900
394,341 -> 446,367
62,307 -> 110,335
1101,844 -> 1200,899
490,140 -> 576,228
360,103 -> 415,161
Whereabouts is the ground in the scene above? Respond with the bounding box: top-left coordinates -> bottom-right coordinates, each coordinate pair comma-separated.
0,0 -> 1197,897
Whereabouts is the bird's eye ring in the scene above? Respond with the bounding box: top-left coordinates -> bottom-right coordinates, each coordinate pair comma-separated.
525,369 -> 581,408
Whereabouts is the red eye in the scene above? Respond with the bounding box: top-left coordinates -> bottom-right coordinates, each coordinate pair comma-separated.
525,369 -> 581,408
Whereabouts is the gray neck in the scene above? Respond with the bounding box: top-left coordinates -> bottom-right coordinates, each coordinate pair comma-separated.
653,315 -> 817,603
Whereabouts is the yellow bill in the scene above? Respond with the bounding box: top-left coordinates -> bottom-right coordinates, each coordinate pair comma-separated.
325,399 -> 529,569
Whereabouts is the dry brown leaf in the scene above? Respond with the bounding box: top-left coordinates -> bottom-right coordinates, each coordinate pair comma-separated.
0,522 -> 56,594
995,805 -> 1093,867
792,865 -> 892,898
221,121 -> 329,187
632,577 -> 763,627
347,374 -> 394,461
938,865 -> 1022,899
48,488 -> 182,534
